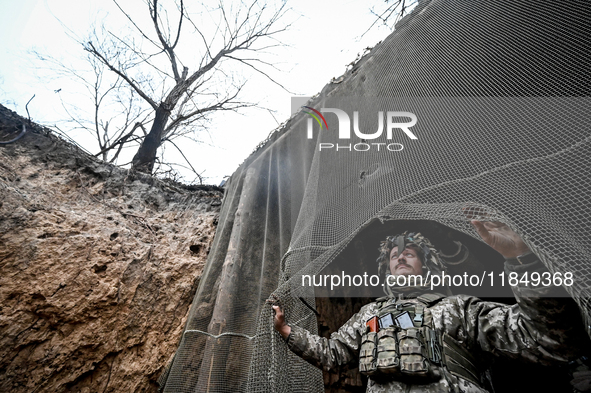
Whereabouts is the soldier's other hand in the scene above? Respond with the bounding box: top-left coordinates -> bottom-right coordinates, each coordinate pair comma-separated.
272,305 -> 286,328
267,294 -> 291,340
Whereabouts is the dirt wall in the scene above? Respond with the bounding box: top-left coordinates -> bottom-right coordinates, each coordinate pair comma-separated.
0,104 -> 223,393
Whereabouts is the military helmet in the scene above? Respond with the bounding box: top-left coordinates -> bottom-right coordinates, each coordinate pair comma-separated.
377,231 -> 446,279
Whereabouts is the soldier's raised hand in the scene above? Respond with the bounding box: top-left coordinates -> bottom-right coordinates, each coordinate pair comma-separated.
463,205 -> 531,258
470,220 -> 531,258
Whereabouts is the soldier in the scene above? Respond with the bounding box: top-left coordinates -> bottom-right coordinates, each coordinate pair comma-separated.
271,219 -> 588,392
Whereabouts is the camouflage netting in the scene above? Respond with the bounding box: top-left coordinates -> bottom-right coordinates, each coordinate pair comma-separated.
159,0 -> 591,392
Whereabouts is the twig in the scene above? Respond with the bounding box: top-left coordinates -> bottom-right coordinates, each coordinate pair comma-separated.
164,138 -> 204,184
25,94 -> 35,124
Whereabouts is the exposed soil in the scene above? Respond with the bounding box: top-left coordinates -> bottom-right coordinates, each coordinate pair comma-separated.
0,104 -> 223,393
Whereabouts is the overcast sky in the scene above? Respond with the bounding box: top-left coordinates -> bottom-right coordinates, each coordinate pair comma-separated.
0,0 -> 407,185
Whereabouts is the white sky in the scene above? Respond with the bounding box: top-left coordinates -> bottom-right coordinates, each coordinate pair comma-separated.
0,0 -> 403,185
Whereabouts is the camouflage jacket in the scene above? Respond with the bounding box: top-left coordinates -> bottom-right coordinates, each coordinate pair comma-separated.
286,257 -> 585,392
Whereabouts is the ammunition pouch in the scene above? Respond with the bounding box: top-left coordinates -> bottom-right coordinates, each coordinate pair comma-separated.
359,331 -> 378,375
359,326 -> 442,382
359,296 -> 481,387
398,327 -> 441,381
377,328 -> 400,372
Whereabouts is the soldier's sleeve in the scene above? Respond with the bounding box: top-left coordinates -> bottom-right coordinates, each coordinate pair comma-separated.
459,255 -> 588,365
285,306 -> 370,372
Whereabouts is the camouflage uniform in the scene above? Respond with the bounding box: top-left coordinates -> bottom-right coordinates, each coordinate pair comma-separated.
286,256 -> 584,392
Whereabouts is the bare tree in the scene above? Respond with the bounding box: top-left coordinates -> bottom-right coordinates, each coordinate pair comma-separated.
88,0 -> 290,175
32,48 -> 151,164
55,0 -> 289,176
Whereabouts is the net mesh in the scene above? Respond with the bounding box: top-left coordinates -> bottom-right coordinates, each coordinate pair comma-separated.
160,1 -> 591,392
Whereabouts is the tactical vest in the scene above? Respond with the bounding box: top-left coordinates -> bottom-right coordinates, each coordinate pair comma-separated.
359,293 -> 481,387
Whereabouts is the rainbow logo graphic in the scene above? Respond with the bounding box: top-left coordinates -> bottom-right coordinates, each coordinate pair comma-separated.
303,106 -> 328,138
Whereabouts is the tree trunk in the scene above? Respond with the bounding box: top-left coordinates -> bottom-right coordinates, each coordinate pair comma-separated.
131,104 -> 171,174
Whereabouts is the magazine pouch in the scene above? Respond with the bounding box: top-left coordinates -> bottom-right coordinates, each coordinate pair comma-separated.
397,327 -> 440,382
375,327 -> 401,373
359,330 -> 378,375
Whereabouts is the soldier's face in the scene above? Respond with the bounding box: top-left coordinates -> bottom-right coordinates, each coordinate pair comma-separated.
389,246 -> 423,277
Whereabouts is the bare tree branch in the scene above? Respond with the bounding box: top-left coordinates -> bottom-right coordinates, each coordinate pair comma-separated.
171,0 -> 184,50
94,121 -> 144,159
112,0 -> 160,48
106,32 -> 172,78
150,0 -> 182,81
362,0 -> 418,38
163,137 -> 203,184
224,54 -> 292,92
85,41 -> 159,110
